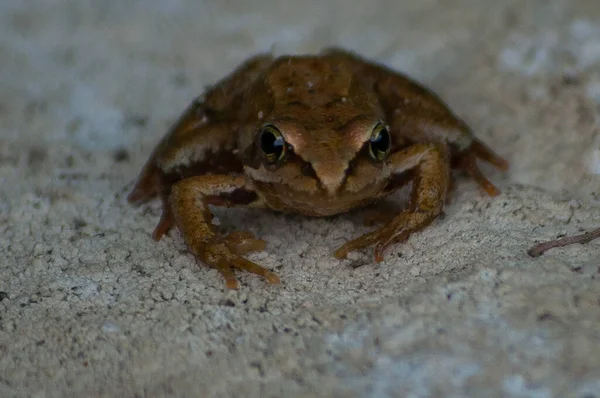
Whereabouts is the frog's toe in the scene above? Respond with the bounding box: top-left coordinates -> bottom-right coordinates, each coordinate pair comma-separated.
201,240 -> 279,289
334,228 -> 411,263
215,263 -> 240,290
151,202 -> 174,240
335,212 -> 432,262
334,229 -> 382,260
229,254 -> 280,285
371,228 -> 411,262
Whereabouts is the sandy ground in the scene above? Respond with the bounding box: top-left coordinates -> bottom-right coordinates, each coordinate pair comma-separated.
1,0 -> 599,397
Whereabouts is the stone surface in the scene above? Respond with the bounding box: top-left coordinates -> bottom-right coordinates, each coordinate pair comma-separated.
1,0 -> 599,397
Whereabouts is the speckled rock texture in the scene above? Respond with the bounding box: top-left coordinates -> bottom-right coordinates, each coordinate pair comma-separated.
1,1 -> 599,397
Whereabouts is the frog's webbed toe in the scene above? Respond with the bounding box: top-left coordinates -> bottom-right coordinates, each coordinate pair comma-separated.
455,138 -> 508,196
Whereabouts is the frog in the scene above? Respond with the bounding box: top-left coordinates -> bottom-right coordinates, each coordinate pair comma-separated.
127,48 -> 508,289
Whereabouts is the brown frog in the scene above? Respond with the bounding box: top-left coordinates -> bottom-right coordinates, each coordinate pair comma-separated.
128,48 -> 508,289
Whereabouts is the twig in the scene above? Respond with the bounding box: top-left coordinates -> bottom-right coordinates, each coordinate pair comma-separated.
528,227 -> 600,257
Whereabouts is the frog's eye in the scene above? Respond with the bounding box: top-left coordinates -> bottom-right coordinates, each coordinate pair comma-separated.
368,123 -> 390,161
260,124 -> 287,163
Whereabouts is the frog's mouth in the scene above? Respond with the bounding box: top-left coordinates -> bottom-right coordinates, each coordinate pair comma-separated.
251,177 -> 388,217
245,160 -> 391,217
242,160 -> 347,195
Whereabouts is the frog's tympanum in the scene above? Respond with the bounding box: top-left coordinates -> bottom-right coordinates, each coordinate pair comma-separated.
128,49 -> 508,289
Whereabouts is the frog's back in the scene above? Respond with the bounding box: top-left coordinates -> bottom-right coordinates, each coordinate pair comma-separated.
264,56 -> 354,108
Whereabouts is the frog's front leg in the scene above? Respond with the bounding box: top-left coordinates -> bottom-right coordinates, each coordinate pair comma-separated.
169,175 -> 280,289
335,143 -> 450,261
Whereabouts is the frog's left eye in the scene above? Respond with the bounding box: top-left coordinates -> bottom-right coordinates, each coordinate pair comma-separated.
368,123 -> 391,161
260,124 -> 287,164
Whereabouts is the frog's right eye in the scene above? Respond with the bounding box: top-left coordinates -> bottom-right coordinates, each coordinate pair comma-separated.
368,122 -> 391,162
259,124 -> 287,163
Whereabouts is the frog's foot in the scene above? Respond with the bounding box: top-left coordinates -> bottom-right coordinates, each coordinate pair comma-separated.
168,174 -> 275,289
199,238 -> 279,289
335,211 -> 434,262
221,230 -> 267,255
456,138 -> 508,196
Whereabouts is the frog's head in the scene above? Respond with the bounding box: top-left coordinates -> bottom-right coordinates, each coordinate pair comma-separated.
240,55 -> 396,215
243,114 -> 394,215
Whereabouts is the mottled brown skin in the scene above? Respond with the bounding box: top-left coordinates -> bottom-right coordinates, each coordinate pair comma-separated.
128,48 -> 508,289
